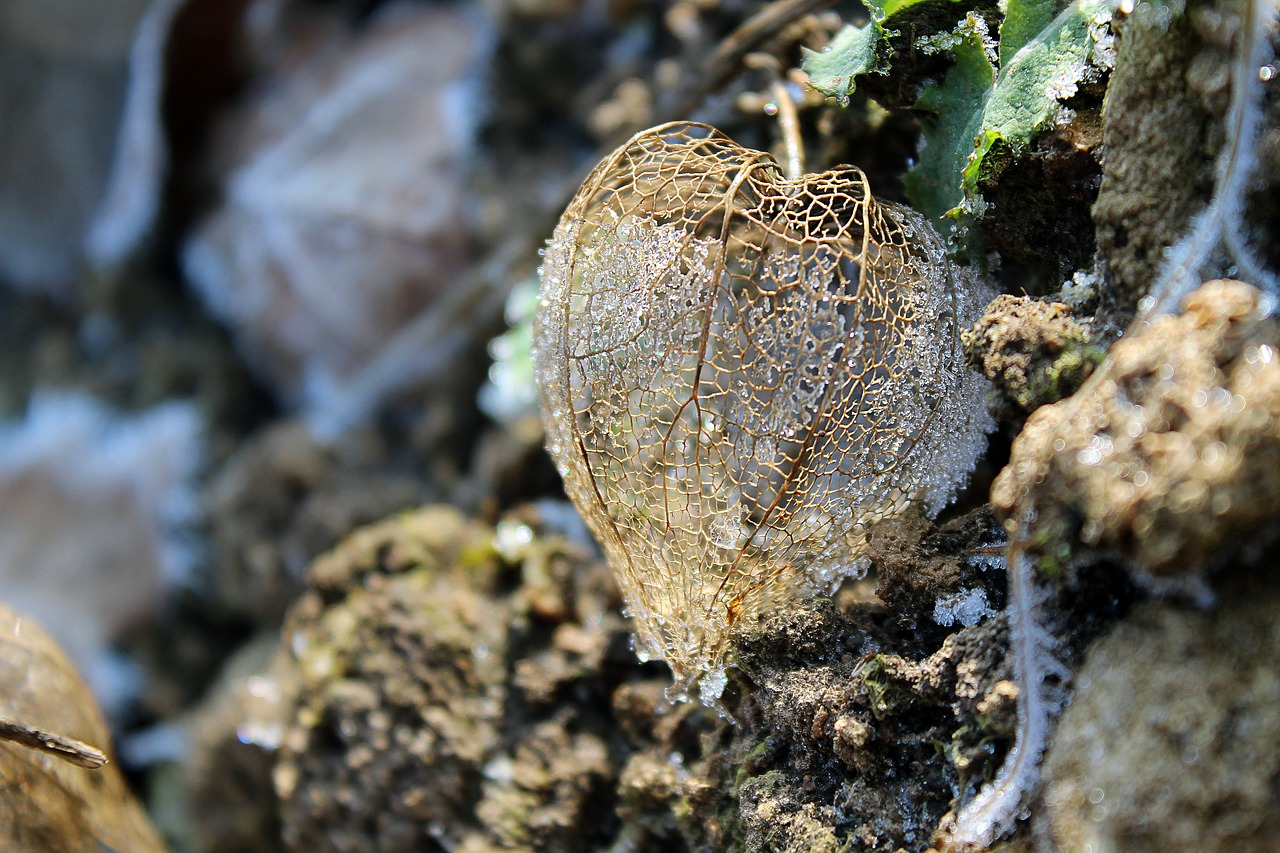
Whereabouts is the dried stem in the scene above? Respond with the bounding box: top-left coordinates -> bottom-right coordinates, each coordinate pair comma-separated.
0,714 -> 108,769
672,0 -> 838,117
770,79 -> 806,180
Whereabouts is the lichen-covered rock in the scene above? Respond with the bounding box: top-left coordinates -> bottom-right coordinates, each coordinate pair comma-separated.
1044,578 -> 1280,853
472,722 -> 613,850
992,279 -> 1280,577
224,503 -> 686,853
275,507 -> 511,852
738,772 -> 847,853
962,295 -> 1103,420
726,596 -> 1015,853
613,747 -> 687,845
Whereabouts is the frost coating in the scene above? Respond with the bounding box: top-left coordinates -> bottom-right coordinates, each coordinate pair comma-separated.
534,122 -> 992,701
932,587 -> 993,627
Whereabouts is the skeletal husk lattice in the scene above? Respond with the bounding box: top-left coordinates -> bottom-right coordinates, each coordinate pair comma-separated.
534,122 -> 992,703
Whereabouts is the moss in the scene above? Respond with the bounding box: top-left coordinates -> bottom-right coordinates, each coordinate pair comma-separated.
738,771 -> 851,853
1027,523 -> 1074,580
1092,0 -> 1216,314
1026,342 -> 1106,411
264,504 -> 649,852
963,294 -> 1102,420
732,739 -> 775,795
861,654 -> 902,720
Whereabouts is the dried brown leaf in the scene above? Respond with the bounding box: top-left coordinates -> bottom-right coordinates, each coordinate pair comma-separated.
535,122 -> 992,701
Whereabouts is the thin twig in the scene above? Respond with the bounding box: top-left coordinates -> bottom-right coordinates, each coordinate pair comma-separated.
0,714 -> 109,769
771,79 -> 806,179
668,0 -> 839,118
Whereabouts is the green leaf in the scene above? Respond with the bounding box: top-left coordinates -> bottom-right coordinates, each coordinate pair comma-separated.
903,13 -> 994,224
906,0 -> 1114,229
802,21 -> 888,102
998,0 -> 1059,65
801,0 -> 965,100
868,0 -> 917,22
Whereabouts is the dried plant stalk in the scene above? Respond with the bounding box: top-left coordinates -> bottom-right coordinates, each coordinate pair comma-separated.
535,122 -> 991,702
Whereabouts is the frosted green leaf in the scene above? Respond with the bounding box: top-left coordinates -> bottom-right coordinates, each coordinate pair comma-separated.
904,12 -> 995,226
907,0 -> 1115,223
801,0 -> 962,99
802,21 -> 888,102
533,122 -> 993,703
998,0 -> 1059,65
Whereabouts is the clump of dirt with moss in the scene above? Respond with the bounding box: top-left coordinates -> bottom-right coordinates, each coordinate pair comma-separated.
995,279 -> 1280,579
180,504 -> 714,852
1045,568 -> 1280,853
177,506 -> 1017,852
697,505 -> 1137,853
963,295 -> 1104,421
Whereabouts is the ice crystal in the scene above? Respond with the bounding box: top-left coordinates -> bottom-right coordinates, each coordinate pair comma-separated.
534,122 -> 992,701
932,586 -> 994,628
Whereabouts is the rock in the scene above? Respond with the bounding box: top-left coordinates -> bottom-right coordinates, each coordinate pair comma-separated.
0,601 -> 166,852
1044,579 -> 1280,853
275,507 -> 511,852
252,503 -> 664,852
992,279 -> 1280,579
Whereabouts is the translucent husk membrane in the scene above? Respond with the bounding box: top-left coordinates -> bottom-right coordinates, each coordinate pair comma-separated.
534,122 -> 992,704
